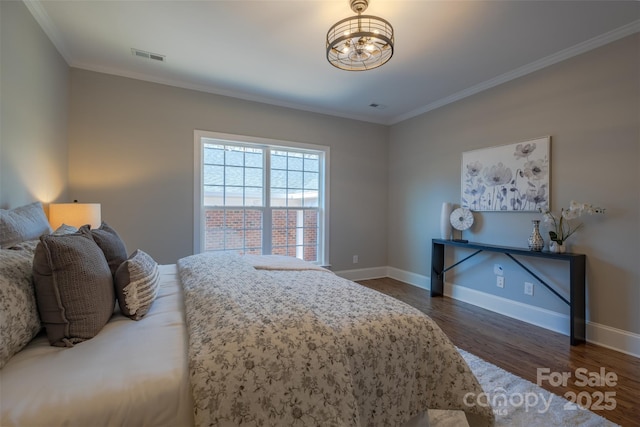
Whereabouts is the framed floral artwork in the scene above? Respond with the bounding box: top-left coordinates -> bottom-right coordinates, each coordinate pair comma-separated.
461,136 -> 550,212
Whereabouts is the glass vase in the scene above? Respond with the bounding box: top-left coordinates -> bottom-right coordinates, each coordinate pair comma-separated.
528,220 -> 544,252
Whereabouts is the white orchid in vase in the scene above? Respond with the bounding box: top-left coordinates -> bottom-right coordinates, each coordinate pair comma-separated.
540,201 -> 605,251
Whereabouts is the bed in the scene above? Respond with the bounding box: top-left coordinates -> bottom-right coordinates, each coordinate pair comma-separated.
1,264 -> 194,426
0,202 -> 494,427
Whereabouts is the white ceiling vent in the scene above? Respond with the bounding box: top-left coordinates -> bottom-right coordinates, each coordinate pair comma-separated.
131,48 -> 165,62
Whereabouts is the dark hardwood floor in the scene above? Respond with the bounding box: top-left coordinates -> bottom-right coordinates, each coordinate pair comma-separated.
357,277 -> 640,427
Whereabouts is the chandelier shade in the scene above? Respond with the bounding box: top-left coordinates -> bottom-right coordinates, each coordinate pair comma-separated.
326,1 -> 394,71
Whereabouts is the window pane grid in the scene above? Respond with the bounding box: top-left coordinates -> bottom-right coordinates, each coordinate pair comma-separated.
270,151 -> 320,209
203,143 -> 264,207
200,137 -> 324,263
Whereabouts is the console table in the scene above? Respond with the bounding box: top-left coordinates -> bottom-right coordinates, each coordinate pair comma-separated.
431,238 -> 586,345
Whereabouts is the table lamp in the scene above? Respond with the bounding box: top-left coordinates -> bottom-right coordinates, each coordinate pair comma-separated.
49,201 -> 101,229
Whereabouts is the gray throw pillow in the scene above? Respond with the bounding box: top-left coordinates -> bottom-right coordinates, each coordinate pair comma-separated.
32,228 -> 115,347
114,249 -> 160,320
81,222 -> 127,277
0,202 -> 52,249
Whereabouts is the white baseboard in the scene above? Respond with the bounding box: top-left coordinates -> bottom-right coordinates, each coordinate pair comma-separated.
386,268 -> 571,336
447,281 -> 572,336
335,266 -> 387,282
386,267 -> 430,289
586,322 -> 640,358
345,266 -> 640,358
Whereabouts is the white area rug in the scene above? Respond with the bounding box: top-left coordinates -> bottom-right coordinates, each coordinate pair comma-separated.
458,349 -> 620,427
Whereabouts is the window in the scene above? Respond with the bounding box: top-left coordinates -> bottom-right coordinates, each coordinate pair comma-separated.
194,131 -> 329,265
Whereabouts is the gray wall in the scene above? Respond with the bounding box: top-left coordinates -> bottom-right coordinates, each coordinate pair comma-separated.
68,70 -> 389,268
2,0 -> 638,340
388,34 -> 640,334
0,0 -> 69,210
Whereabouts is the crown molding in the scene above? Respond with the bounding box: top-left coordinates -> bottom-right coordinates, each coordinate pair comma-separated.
22,0 -> 639,127
23,0 -> 72,64
391,19 -> 640,125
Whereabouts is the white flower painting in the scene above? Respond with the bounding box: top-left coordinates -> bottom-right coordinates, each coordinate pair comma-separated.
461,137 -> 550,212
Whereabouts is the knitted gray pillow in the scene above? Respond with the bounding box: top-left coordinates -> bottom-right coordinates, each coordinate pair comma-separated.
81,222 -> 127,277
32,228 -> 115,347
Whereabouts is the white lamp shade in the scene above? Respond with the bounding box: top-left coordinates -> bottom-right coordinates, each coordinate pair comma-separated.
49,203 -> 102,230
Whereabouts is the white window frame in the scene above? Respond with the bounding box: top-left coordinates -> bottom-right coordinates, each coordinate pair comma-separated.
194,130 -> 330,266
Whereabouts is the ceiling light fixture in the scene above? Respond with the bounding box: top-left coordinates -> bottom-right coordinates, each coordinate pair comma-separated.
326,0 -> 394,71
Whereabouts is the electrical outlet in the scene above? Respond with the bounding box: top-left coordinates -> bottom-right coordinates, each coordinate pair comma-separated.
352,255 -> 359,264
496,276 -> 505,288
493,264 -> 504,276
524,282 -> 534,296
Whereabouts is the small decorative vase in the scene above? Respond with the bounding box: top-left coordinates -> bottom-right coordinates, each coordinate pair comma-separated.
549,241 -> 566,254
440,202 -> 453,240
528,220 -> 544,252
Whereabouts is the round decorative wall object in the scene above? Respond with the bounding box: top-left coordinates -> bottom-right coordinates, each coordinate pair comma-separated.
450,207 -> 474,231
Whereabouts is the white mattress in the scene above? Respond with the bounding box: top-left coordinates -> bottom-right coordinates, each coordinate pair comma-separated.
0,264 -> 194,427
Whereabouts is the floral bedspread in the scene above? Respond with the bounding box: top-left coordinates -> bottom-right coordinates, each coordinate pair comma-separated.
178,252 -> 494,427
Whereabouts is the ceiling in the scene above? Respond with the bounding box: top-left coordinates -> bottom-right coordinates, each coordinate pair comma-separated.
27,1 -> 640,125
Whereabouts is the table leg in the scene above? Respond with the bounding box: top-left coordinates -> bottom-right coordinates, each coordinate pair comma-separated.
431,242 -> 444,297
570,256 -> 586,345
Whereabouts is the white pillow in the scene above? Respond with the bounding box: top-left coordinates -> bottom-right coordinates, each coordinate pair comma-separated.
0,202 -> 52,249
